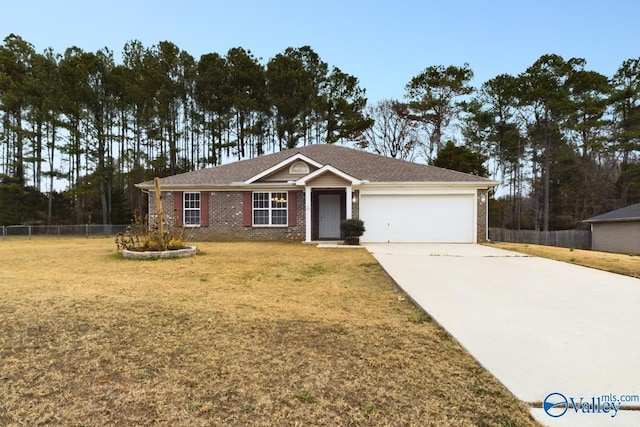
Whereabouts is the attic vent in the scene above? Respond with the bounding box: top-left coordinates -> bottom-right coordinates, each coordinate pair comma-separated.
289,161 -> 310,175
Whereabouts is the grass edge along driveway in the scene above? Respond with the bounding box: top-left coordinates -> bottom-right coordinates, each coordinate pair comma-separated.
0,239 -> 540,426
488,242 -> 640,279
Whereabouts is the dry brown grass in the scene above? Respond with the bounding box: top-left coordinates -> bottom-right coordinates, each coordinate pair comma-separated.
0,239 -> 539,426
489,242 -> 640,278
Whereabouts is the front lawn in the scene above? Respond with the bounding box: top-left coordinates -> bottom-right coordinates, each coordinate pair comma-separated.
0,240 -> 538,426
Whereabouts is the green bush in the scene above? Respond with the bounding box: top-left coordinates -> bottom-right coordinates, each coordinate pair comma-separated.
340,219 -> 366,245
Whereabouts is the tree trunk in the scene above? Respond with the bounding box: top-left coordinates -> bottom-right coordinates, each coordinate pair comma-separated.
100,181 -> 109,224
543,121 -> 550,231
15,112 -> 25,185
35,120 -> 43,191
47,123 -> 56,226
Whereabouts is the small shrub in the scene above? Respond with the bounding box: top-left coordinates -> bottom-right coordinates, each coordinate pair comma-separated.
115,211 -> 189,253
340,218 -> 366,245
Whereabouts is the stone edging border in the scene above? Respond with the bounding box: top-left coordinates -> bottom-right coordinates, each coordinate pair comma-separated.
121,245 -> 198,260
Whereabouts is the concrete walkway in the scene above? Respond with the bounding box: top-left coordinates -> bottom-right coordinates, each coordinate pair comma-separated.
365,244 -> 640,427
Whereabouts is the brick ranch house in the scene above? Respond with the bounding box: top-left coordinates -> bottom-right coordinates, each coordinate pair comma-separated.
135,144 -> 498,243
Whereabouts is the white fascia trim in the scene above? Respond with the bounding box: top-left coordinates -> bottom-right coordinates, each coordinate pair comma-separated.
362,181 -> 499,189
135,182 -> 159,190
295,165 -> 361,186
583,217 -> 640,223
140,183 -> 299,192
359,182 -> 496,196
244,153 -> 324,184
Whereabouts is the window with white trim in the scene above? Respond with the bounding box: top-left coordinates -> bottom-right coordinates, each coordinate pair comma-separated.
253,192 -> 287,226
183,192 -> 201,226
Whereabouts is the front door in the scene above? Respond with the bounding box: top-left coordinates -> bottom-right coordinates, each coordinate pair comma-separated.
318,194 -> 341,239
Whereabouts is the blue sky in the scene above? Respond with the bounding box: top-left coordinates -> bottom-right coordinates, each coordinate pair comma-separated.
2,0 -> 640,104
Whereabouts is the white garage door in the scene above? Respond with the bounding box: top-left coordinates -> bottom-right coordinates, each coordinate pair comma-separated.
359,194 -> 475,243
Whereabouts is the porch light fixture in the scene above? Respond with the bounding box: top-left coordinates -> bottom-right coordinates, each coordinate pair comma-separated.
478,193 -> 486,204
352,194 -> 358,203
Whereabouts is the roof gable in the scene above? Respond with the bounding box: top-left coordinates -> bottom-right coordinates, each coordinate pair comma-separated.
295,165 -> 361,186
584,203 -> 640,223
244,153 -> 323,184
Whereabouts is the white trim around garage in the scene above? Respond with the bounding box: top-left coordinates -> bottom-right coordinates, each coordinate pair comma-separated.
359,191 -> 477,243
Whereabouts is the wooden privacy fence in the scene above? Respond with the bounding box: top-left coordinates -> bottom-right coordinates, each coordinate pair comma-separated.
488,228 -> 592,249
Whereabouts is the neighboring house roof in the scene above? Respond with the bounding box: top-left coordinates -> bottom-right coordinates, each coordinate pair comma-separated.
136,144 -> 497,188
583,203 -> 640,223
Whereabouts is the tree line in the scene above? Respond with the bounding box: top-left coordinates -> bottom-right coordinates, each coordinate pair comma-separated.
1,33 -> 639,231
360,57 -> 640,231
0,34 -> 371,225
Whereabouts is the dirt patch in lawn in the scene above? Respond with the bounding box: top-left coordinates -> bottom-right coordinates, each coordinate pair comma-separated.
0,239 -> 539,426
489,242 -> 640,279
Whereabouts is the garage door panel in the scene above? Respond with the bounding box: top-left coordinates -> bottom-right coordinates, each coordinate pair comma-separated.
359,195 -> 474,243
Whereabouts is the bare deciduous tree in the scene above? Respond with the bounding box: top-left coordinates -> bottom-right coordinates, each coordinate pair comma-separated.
356,99 -> 421,160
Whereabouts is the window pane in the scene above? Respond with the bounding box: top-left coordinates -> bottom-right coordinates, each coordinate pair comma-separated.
184,210 -> 200,225
271,192 -> 287,209
253,210 -> 269,225
184,193 -> 200,209
253,192 -> 268,209
272,209 -> 287,225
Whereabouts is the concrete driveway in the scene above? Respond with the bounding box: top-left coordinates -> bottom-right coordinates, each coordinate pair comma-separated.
365,244 -> 640,426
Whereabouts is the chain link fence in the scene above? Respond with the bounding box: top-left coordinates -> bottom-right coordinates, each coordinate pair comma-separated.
1,225 -> 128,241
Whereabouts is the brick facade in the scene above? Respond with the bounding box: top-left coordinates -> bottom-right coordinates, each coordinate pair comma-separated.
147,188 -> 487,243
150,190 -> 306,242
352,190 -> 360,220
476,189 -> 488,242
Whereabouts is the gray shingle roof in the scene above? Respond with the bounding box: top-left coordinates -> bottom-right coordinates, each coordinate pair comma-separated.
583,203 -> 640,223
137,144 -> 496,188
